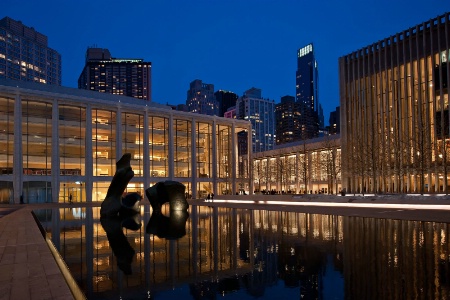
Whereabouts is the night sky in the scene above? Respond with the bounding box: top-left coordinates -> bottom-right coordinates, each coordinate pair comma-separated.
4,0 -> 450,125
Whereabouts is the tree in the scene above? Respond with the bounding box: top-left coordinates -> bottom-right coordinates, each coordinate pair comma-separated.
253,159 -> 264,192
320,135 -> 341,194
274,149 -> 296,193
298,142 -> 310,194
412,114 -> 433,194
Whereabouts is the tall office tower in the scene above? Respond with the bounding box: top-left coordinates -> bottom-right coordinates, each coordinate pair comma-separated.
236,88 -> 275,153
339,12 -> 450,194
78,48 -> 151,101
275,95 -> 303,145
215,90 -> 238,117
186,79 -> 218,115
296,43 -> 321,138
328,106 -> 340,135
0,17 -> 61,85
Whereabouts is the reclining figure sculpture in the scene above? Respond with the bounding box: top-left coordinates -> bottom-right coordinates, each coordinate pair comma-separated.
145,180 -> 189,213
100,153 -> 141,217
100,153 -> 190,274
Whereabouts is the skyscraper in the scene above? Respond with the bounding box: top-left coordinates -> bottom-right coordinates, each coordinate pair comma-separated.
0,17 -> 61,85
214,90 -> 238,117
186,79 -> 218,116
78,48 -> 151,101
328,106 -> 340,135
295,43 -> 321,138
236,88 -> 275,153
275,95 -> 302,145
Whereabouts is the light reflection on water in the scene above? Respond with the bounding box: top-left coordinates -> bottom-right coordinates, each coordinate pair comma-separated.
34,205 -> 450,299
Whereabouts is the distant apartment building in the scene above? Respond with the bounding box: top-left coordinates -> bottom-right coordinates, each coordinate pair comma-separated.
0,16 -> 61,85
224,106 -> 236,119
340,12 -> 450,194
186,79 -> 218,116
215,90 -> 238,117
296,43 -> 321,138
78,48 -> 151,101
328,106 -> 340,135
275,95 -> 303,145
236,88 -> 275,153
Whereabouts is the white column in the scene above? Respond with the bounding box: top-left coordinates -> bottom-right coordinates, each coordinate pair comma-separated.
247,124 -> 253,195
51,100 -> 59,203
191,119 -> 197,199
116,107 -> 122,161
143,110 -> 150,191
13,95 -> 22,204
85,104 -> 93,202
168,113 -> 174,180
212,120 -> 217,195
296,152 -> 300,193
231,123 -> 237,195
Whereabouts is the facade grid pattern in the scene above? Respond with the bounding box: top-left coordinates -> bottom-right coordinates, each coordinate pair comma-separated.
339,12 -> 450,194
0,78 -> 251,204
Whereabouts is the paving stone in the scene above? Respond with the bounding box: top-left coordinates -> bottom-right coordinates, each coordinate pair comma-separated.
0,206 -> 74,300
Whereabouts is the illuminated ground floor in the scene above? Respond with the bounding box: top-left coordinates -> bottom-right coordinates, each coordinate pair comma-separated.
253,135 -> 342,195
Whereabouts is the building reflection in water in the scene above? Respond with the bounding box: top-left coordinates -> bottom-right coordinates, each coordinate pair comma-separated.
34,206 -> 450,299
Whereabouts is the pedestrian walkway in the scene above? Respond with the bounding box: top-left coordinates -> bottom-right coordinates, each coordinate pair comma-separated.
0,208 -> 18,218
0,206 -> 74,300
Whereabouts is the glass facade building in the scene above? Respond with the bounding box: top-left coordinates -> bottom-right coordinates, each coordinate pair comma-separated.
340,12 -> 450,193
0,78 -> 251,204
295,43 -> 322,138
0,17 -> 61,86
186,79 -> 219,116
253,135 -> 341,195
236,88 -> 275,153
78,48 -> 151,101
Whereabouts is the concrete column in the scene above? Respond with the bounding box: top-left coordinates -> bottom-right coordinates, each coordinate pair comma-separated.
143,110 -> 150,191
296,152 -> 300,193
307,152 -> 312,193
212,120 -> 217,195
191,119 -> 197,199
51,100 -> 59,203
13,94 -> 22,204
248,129 -> 253,195
168,113 -> 174,180
231,123 -> 237,195
85,104 -> 93,202
116,107 -> 122,161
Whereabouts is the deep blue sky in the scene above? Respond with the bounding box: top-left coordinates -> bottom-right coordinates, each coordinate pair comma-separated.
4,0 -> 450,124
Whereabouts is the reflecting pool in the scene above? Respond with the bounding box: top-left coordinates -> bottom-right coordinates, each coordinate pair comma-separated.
34,205 -> 450,299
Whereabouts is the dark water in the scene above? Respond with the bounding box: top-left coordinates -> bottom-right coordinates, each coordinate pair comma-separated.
34,205 -> 450,299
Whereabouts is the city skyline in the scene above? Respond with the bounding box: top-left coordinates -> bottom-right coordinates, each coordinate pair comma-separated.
3,0 -> 450,123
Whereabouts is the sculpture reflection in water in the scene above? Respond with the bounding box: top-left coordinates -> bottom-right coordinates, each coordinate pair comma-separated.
100,153 -> 189,274
145,180 -> 189,239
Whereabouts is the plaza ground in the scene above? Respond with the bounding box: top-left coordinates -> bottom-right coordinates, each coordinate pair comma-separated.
1,194 -> 450,299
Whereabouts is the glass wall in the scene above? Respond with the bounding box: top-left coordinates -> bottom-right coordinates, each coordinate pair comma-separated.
92,109 -> 116,176
0,96 -> 14,175
236,127 -> 249,179
22,100 -> 52,175
122,112 -> 144,177
217,125 -> 231,179
92,182 -> 111,202
59,181 -> 85,203
217,124 -> 232,195
149,116 -> 168,177
196,122 -> 212,178
174,119 -> 190,178
59,105 -> 86,176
